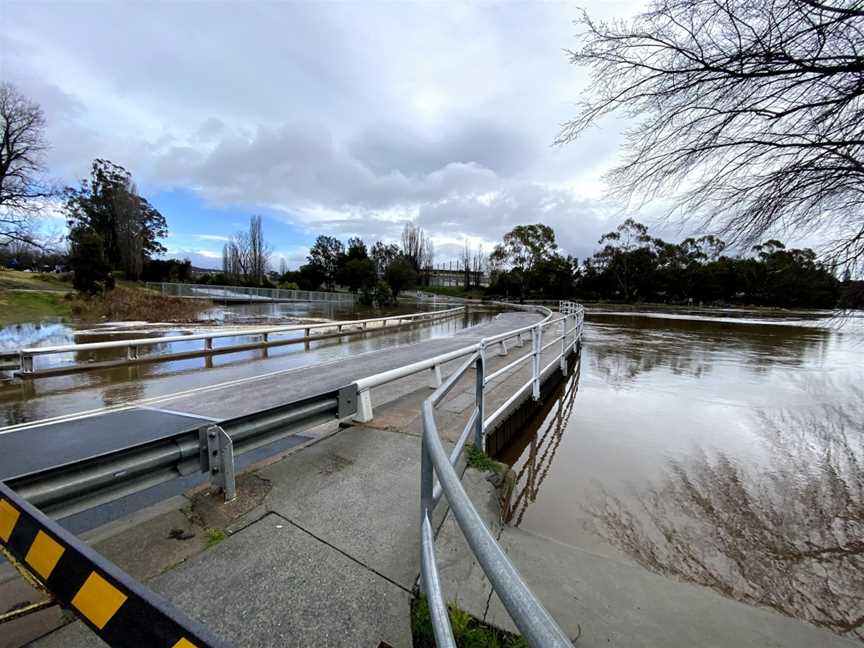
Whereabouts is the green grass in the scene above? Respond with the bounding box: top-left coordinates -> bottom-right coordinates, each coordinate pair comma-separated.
412,595 -> 527,648
205,528 -> 225,548
0,290 -> 73,326
0,269 -> 73,291
423,285 -> 487,300
466,444 -> 499,472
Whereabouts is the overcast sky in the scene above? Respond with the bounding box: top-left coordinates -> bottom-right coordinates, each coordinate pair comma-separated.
3,0 -> 667,269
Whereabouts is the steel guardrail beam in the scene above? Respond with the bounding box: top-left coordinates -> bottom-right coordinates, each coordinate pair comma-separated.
6,387 -> 357,517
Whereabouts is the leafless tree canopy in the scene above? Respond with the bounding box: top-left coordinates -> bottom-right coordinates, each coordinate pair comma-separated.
400,222 -> 434,274
0,82 -> 49,246
222,215 -> 271,285
559,0 -> 864,268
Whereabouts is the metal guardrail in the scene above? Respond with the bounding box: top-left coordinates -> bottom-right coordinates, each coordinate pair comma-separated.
7,387 -> 357,518
418,300 -> 584,647
0,481 -> 232,646
146,281 -> 356,303
16,306 -> 465,377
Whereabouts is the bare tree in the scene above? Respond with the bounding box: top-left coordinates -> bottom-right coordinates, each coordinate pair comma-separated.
248,214 -> 271,285
401,222 -> 434,284
559,0 -> 864,268
0,83 -> 49,246
222,215 -> 271,285
461,239 -> 472,289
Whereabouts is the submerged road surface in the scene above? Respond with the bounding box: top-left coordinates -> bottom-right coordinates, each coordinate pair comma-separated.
0,311 -> 541,482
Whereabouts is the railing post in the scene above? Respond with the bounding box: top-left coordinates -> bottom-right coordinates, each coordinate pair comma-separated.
200,425 -> 236,502
354,388 -> 374,422
20,353 -> 33,374
127,345 -> 139,361
532,325 -> 541,400
474,347 -> 485,451
560,315 -> 568,375
429,363 -> 443,389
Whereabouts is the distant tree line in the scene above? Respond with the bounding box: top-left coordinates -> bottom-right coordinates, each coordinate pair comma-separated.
273,223 -> 435,305
488,220 -> 855,309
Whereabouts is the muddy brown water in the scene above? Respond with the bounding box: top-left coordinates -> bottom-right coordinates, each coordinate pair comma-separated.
0,301 -> 489,426
497,309 -> 864,641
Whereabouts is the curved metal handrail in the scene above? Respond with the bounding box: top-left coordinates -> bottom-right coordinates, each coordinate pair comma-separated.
418,300 -> 583,647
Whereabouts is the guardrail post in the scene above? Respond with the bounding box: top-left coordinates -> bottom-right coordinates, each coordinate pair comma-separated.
474,347 -> 486,451
497,339 -> 508,356
429,363 -> 443,389
516,332 -> 524,348
200,425 -> 236,502
531,325 -> 541,400
354,388 -> 374,422
205,337 -> 213,351
560,315 -> 568,375
127,345 -> 139,361
20,353 -> 33,374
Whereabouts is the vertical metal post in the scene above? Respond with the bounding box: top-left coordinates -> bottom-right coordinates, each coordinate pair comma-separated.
201,425 -> 236,502
420,433 -> 434,520
474,348 -> 485,451
560,315 -> 568,375
532,325 -> 541,400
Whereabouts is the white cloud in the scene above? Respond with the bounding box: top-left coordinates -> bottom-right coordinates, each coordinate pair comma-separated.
5,0 -> 678,262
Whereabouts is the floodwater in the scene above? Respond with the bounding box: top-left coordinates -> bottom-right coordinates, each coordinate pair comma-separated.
0,301 -> 490,426
497,309 -> 864,641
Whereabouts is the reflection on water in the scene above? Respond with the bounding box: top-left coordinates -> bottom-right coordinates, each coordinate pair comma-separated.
587,382 -> 864,640
492,310 -> 864,640
497,355 -> 582,528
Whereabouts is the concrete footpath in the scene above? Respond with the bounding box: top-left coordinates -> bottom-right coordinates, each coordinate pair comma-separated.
8,318 -> 860,648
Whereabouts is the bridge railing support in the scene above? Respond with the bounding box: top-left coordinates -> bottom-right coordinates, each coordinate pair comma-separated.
417,300 -> 583,648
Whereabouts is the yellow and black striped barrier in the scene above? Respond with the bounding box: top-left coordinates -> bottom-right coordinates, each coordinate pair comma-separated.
0,481 -> 231,647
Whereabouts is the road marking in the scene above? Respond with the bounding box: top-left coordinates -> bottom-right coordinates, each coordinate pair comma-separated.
141,406 -> 220,422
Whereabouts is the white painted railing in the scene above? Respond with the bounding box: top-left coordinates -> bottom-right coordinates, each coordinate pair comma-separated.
17,306 -> 465,376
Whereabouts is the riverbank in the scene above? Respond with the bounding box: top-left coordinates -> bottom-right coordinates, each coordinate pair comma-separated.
0,270 -> 209,326
0,291 -> 73,326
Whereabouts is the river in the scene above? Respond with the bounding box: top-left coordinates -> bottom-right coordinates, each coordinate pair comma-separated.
498,308 -> 864,641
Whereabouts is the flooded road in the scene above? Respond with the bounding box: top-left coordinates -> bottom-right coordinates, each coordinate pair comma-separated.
498,309 -> 864,641
0,302 -> 487,426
